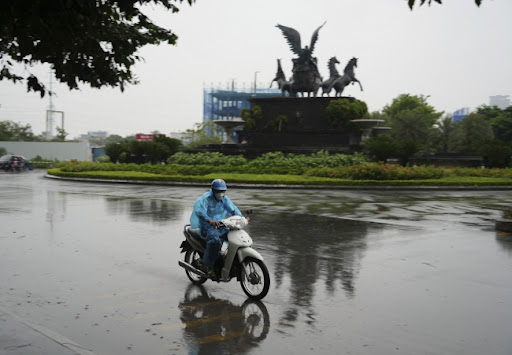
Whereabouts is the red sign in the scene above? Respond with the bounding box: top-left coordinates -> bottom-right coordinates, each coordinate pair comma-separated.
136,133 -> 164,142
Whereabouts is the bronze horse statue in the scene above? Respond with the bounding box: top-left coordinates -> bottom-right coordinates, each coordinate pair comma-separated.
270,59 -> 292,96
321,57 -> 341,96
327,57 -> 363,97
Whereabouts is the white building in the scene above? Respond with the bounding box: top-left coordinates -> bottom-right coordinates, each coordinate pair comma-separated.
79,130 -> 108,141
489,95 -> 510,110
0,141 -> 92,161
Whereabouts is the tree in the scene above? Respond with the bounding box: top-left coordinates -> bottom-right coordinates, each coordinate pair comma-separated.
325,99 -> 369,129
53,126 -> 68,141
432,115 -> 456,153
363,135 -> 420,165
382,94 -> 442,151
185,121 -> 223,148
383,94 -> 441,124
391,110 -> 433,145
452,113 -> 494,152
0,120 -> 39,141
104,134 -> 125,146
476,105 -> 512,143
363,136 -> 398,162
105,142 -> 124,163
153,135 -> 183,154
408,0 -> 482,10
479,140 -> 512,168
0,0 -> 194,97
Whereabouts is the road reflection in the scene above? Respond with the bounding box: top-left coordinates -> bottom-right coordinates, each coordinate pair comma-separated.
105,197 -> 184,223
179,285 -> 270,354
247,212 -> 369,327
496,232 -> 512,257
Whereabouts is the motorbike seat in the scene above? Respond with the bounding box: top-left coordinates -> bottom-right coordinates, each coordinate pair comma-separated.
187,226 -> 202,239
185,226 -> 206,247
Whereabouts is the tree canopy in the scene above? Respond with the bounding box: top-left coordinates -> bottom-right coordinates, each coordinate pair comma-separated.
475,105 -> 512,143
0,120 -> 39,141
408,0 -> 482,10
0,0 -> 194,97
382,94 -> 442,146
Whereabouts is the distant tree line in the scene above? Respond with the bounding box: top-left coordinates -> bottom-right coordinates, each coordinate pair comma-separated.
0,120 -> 69,142
104,135 -> 182,164
3,93 -> 511,167
363,94 -> 512,167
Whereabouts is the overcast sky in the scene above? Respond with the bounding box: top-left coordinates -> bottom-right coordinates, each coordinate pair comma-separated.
0,0 -> 511,139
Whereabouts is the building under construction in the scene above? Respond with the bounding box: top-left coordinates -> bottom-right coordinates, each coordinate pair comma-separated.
203,86 -> 280,142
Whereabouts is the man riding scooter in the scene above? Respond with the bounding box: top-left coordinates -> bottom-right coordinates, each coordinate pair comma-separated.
189,179 -> 248,277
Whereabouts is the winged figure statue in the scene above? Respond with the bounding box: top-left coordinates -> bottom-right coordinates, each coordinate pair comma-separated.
276,22 -> 325,69
275,22 -> 326,97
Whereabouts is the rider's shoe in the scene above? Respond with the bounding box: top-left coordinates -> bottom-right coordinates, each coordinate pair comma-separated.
207,267 -> 216,278
194,259 -> 208,273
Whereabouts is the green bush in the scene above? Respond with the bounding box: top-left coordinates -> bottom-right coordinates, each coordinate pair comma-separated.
51,156 -> 512,182
478,140 -> 512,168
307,163 -> 446,180
167,152 -> 247,166
30,155 -> 59,168
326,99 -> 369,129
95,155 -> 111,163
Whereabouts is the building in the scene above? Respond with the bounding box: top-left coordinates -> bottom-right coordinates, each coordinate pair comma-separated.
169,132 -> 193,146
203,86 -> 281,142
452,107 -> 470,122
79,130 -> 108,141
489,95 -> 510,110
0,141 -> 92,161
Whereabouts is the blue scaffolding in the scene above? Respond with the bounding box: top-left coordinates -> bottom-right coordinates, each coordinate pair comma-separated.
203,87 -> 280,142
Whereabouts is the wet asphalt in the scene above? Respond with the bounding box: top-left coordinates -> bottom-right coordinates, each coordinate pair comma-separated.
1,170 -> 512,355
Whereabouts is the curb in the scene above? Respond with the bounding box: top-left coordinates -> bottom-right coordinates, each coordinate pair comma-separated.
44,173 -> 512,191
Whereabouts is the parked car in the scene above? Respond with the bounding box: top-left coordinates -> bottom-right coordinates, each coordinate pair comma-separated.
0,155 -> 31,172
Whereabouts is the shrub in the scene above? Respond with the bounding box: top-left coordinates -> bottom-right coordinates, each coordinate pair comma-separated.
326,99 -> 369,129
307,163 -> 446,180
167,152 -> 247,166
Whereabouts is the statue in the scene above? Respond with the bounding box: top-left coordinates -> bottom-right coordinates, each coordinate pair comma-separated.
276,22 -> 326,97
327,57 -> 363,97
270,59 -> 292,96
320,57 -> 341,96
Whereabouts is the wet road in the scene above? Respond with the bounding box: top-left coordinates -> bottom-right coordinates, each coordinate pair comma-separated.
1,171 -> 512,355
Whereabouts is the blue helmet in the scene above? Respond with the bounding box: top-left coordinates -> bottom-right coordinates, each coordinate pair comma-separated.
211,178 -> 227,191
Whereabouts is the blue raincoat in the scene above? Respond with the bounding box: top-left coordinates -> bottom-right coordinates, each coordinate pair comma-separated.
190,189 -> 243,268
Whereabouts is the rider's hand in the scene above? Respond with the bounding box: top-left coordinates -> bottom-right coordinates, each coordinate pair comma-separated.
208,219 -> 220,227
245,216 -> 250,221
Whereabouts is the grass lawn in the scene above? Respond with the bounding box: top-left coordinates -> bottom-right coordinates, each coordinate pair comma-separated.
46,168 -> 512,187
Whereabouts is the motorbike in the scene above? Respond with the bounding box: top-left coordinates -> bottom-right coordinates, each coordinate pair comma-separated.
178,212 -> 270,300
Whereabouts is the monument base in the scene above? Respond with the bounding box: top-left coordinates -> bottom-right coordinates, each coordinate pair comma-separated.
246,96 -> 358,147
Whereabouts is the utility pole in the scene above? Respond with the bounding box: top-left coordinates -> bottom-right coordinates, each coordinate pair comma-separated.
254,71 -> 259,94
46,70 -> 65,140
46,71 -> 55,140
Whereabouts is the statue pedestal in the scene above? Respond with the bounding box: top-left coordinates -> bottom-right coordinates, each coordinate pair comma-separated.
213,119 -> 245,144
350,119 -> 390,143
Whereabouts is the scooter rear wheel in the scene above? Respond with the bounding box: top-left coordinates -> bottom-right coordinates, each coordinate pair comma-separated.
184,250 -> 207,285
239,257 -> 270,300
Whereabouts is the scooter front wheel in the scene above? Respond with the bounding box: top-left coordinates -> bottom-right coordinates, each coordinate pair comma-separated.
239,257 -> 270,300
184,250 -> 207,285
